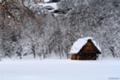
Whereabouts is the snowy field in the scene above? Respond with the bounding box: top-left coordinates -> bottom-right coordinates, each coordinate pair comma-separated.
0,59 -> 120,80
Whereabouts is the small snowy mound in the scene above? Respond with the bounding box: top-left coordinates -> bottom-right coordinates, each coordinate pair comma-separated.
69,37 -> 101,54
27,2 -> 58,16
44,0 -> 50,3
38,3 -> 58,12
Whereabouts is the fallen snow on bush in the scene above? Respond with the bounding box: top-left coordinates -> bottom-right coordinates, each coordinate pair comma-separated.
0,59 -> 120,80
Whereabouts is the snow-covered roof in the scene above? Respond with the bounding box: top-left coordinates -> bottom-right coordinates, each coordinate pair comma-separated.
69,37 -> 101,54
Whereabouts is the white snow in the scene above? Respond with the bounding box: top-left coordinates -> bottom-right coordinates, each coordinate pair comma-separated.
69,37 -> 101,54
0,59 -> 120,80
44,0 -> 50,3
38,3 -> 58,12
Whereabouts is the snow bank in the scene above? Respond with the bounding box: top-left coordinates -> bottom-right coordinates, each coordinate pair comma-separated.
69,37 -> 101,54
0,59 -> 120,80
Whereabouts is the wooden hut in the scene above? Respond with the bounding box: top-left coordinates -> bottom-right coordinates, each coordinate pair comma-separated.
69,37 -> 101,60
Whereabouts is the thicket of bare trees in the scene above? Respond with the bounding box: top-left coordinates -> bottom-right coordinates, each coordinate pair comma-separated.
0,0 -> 45,59
57,0 -> 120,58
0,0 -> 120,59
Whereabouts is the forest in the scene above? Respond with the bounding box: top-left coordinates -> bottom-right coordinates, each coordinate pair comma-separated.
0,0 -> 120,59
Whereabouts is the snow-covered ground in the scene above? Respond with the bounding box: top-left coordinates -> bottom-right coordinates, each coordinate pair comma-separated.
0,59 -> 120,80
